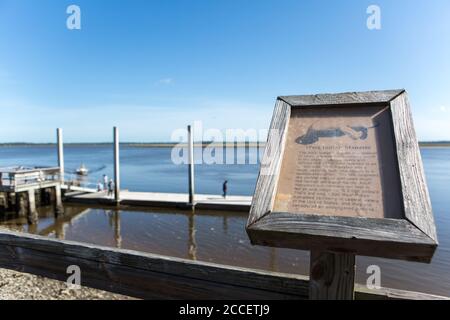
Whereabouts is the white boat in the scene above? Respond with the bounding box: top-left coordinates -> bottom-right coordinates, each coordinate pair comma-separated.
76,164 -> 89,176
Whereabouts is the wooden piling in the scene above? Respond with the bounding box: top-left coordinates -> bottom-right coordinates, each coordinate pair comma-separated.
1,167 -> 63,222
0,193 -> 8,212
57,128 -> 64,184
41,188 -> 49,205
54,185 -> 64,216
49,187 -> 56,203
187,125 -> 195,207
309,250 -> 356,300
7,193 -> 14,209
26,190 -> 38,225
16,193 -> 26,218
113,127 -> 121,203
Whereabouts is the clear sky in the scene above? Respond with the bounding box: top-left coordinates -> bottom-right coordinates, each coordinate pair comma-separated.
0,0 -> 449,142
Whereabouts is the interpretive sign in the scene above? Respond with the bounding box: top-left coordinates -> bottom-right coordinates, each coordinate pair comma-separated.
273,105 -> 403,220
247,90 -> 438,264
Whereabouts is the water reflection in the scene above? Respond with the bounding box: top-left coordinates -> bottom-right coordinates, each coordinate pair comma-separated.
1,202 -> 450,296
0,204 -> 308,277
188,211 -> 197,261
0,205 -> 87,239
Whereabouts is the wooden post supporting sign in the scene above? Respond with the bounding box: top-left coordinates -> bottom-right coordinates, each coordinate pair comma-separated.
309,251 -> 355,300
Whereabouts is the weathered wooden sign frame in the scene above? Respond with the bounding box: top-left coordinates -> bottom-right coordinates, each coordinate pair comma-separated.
247,90 -> 438,299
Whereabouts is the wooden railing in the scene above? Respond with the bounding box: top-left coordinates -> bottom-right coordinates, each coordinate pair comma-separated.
0,167 -> 61,189
0,228 -> 447,300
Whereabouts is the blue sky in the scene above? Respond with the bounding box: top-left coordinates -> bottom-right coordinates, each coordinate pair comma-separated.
0,0 -> 449,142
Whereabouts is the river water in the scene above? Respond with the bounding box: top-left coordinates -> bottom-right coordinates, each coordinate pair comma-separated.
0,145 -> 449,296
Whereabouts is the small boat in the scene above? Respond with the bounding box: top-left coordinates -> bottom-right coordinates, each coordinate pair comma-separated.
76,164 -> 89,176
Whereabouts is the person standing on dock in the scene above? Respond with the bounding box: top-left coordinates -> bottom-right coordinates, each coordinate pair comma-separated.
222,180 -> 228,199
103,174 -> 108,191
108,179 -> 114,198
97,181 -> 103,192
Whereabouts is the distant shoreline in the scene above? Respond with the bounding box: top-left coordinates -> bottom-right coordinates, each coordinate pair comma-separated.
0,142 -> 264,148
0,142 -> 449,148
419,142 -> 450,148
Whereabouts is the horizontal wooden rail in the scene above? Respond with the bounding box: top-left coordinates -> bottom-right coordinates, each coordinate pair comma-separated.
0,167 -> 61,193
0,230 -> 447,300
5,167 -> 60,175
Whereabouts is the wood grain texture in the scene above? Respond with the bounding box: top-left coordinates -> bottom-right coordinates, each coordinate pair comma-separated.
0,230 -> 446,300
280,90 -> 404,107
0,230 -> 308,300
390,92 -> 438,242
248,213 -> 436,262
247,99 -> 291,227
247,90 -> 438,263
309,251 -> 355,300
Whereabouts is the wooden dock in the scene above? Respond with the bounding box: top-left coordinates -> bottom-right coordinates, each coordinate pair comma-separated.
0,167 -> 64,224
0,167 -> 60,193
64,190 -> 252,212
1,127 -> 446,300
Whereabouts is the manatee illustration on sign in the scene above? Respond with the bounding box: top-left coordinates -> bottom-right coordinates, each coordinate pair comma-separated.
296,120 -> 379,145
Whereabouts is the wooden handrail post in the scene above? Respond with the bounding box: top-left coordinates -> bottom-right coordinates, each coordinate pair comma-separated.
309,250 -> 356,300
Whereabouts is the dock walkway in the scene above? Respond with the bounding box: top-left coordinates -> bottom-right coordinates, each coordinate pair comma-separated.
64,190 -> 252,212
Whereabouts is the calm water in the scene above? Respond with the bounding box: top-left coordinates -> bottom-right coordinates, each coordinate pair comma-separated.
0,145 -> 260,195
0,145 -> 449,296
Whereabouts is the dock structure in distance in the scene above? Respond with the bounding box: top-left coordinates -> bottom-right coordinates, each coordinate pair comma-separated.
0,166 -> 64,224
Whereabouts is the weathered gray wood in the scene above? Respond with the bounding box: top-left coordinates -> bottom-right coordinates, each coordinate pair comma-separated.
113,127 -> 120,203
0,192 -> 9,211
280,89 -> 404,107
0,230 -> 308,300
13,181 -> 60,193
247,99 -> 291,226
16,192 -> 26,218
0,167 -> 61,193
247,90 -> 438,264
27,190 -> 38,225
309,251 -> 355,300
248,213 -> 436,262
54,185 -> 64,216
390,93 -> 438,242
0,230 -> 446,300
